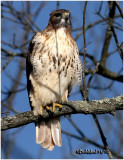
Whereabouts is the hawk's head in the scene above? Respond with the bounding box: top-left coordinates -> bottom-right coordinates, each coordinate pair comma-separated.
49,9 -> 72,29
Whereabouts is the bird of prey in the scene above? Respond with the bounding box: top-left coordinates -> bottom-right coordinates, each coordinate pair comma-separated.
26,9 -> 82,151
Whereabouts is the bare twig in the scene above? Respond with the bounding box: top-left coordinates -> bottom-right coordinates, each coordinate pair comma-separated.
97,1 -> 103,14
115,1 -> 123,18
100,1 -> 116,66
2,48 -> 26,58
92,115 -> 113,159
111,26 -> 123,59
72,15 -> 120,32
91,81 -> 114,90
32,2 -> 47,20
26,15 -> 41,31
1,57 -> 13,72
56,1 -> 60,10
2,40 -> 29,51
1,15 -> 21,24
86,62 -> 100,91
68,117 -> 85,137
82,1 -> 88,101
86,65 -> 123,82
2,103 -> 20,114
2,87 -> 26,95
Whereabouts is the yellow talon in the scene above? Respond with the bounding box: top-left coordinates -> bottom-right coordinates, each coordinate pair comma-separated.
40,106 -> 43,115
46,106 -> 50,110
40,104 -> 62,115
52,103 -> 62,112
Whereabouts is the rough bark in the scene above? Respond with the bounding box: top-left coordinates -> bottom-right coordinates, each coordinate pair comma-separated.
1,95 -> 123,131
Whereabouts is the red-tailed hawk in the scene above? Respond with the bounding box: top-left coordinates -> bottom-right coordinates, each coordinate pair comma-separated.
26,9 -> 82,151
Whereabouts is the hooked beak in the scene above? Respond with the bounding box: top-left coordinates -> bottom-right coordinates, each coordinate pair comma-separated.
62,12 -> 70,20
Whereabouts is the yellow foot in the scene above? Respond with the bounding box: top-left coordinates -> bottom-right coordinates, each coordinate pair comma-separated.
40,106 -> 43,115
46,106 -> 50,110
40,106 -> 51,115
52,103 -> 62,112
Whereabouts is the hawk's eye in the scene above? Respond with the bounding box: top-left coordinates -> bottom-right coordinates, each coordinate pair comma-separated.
54,13 -> 61,17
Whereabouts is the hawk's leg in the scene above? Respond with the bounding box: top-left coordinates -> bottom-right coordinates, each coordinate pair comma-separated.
52,103 -> 62,112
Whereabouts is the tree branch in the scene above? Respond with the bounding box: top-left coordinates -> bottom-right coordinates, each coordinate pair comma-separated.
86,65 -> 123,82
82,1 -> 88,100
1,95 -> 123,131
100,1 -> 116,66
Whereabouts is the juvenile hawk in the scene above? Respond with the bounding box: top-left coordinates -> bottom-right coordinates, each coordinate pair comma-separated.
26,9 -> 82,151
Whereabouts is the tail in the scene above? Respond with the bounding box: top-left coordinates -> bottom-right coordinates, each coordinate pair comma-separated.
35,117 -> 62,151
